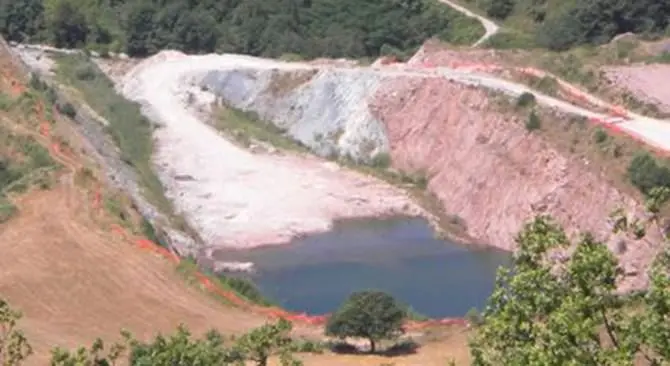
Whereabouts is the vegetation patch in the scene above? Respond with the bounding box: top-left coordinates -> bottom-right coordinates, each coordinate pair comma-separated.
491,90 -> 659,204
176,258 -> 275,307
0,0 -> 483,59
0,129 -> 59,194
460,0 -> 669,51
53,54 -> 190,233
213,104 -> 310,153
0,195 -> 16,223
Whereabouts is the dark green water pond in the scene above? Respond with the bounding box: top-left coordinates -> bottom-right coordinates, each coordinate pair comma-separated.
218,218 -> 511,318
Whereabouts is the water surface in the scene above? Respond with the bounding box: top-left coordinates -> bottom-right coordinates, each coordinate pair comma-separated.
219,218 -> 511,318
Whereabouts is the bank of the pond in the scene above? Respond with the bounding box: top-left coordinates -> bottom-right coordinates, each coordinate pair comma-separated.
215,217 -> 511,319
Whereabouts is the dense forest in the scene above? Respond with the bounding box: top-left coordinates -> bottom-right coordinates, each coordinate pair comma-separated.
0,0 -> 483,59
468,0 -> 670,50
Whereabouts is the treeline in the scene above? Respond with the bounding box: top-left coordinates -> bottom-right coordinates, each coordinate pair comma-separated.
474,0 -> 670,50
0,0 -> 483,59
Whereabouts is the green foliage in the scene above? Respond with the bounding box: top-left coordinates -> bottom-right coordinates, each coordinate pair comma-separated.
0,93 -> 11,111
0,0 -> 483,59
628,151 -> 670,195
536,0 -> 670,51
325,290 -> 406,353
176,259 -> 274,307
0,195 -> 16,223
515,92 -> 536,108
234,319 -> 302,366
471,216 -> 620,364
525,110 -> 541,131
470,214 -> 670,365
465,0 -> 670,51
464,307 -> 484,327
482,31 -> 537,50
593,127 -> 609,144
482,0 -> 514,19
51,337 -> 126,366
218,275 -> 273,307
0,303 -> 306,366
0,299 -> 32,365
128,327 -> 238,365
50,321 -> 304,366
370,153 -> 391,169
54,55 -> 174,217
56,101 -> 76,119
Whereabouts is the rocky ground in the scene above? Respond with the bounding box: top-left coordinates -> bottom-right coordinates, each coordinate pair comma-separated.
604,64 -> 670,114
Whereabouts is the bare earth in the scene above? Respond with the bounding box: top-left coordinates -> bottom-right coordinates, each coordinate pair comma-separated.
605,64 -> 670,114
0,181 -> 309,364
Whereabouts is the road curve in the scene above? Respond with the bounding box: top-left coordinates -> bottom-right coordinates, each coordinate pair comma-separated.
11,41 -> 670,154
117,48 -> 670,157
437,0 -> 500,47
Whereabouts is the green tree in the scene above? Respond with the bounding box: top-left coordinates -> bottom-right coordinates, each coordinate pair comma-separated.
129,326 -> 237,365
469,214 -> 670,365
123,1 -> 156,57
51,337 -> 126,366
0,299 -> 32,366
45,0 -> 89,48
325,290 -> 406,353
0,0 -> 44,42
483,0 -> 515,20
628,152 -> 670,195
233,318 -> 301,366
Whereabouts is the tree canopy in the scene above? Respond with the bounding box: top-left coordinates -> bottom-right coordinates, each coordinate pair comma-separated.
0,304 -> 306,366
0,0 -> 484,59
465,0 -> 670,50
470,214 -> 670,365
325,290 -> 406,353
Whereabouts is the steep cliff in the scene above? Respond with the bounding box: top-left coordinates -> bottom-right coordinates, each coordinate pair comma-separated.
371,77 -> 657,287
197,57 -> 657,290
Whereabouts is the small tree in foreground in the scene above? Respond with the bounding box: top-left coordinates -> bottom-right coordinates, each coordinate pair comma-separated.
0,299 -> 32,366
469,213 -> 670,365
325,290 -> 406,353
234,318 -> 301,366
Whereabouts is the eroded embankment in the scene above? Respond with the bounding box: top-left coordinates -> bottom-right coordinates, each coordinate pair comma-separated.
196,57 -> 658,291
119,53 -> 425,252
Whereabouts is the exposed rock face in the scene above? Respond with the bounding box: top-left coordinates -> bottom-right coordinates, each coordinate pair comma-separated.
200,68 -> 390,162
200,61 -> 659,290
370,77 -> 656,261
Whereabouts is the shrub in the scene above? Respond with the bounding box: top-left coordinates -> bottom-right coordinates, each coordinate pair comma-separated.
593,127 -> 609,144
516,92 -> 536,108
0,93 -> 11,110
57,102 -> 77,119
483,32 -> 538,50
465,307 -> 484,327
525,110 -> 541,131
628,151 -> 670,194
75,65 -> 97,81
370,153 -> 391,169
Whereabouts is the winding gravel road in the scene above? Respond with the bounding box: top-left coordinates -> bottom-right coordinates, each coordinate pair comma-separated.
438,0 -> 500,47
436,0 -> 670,151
